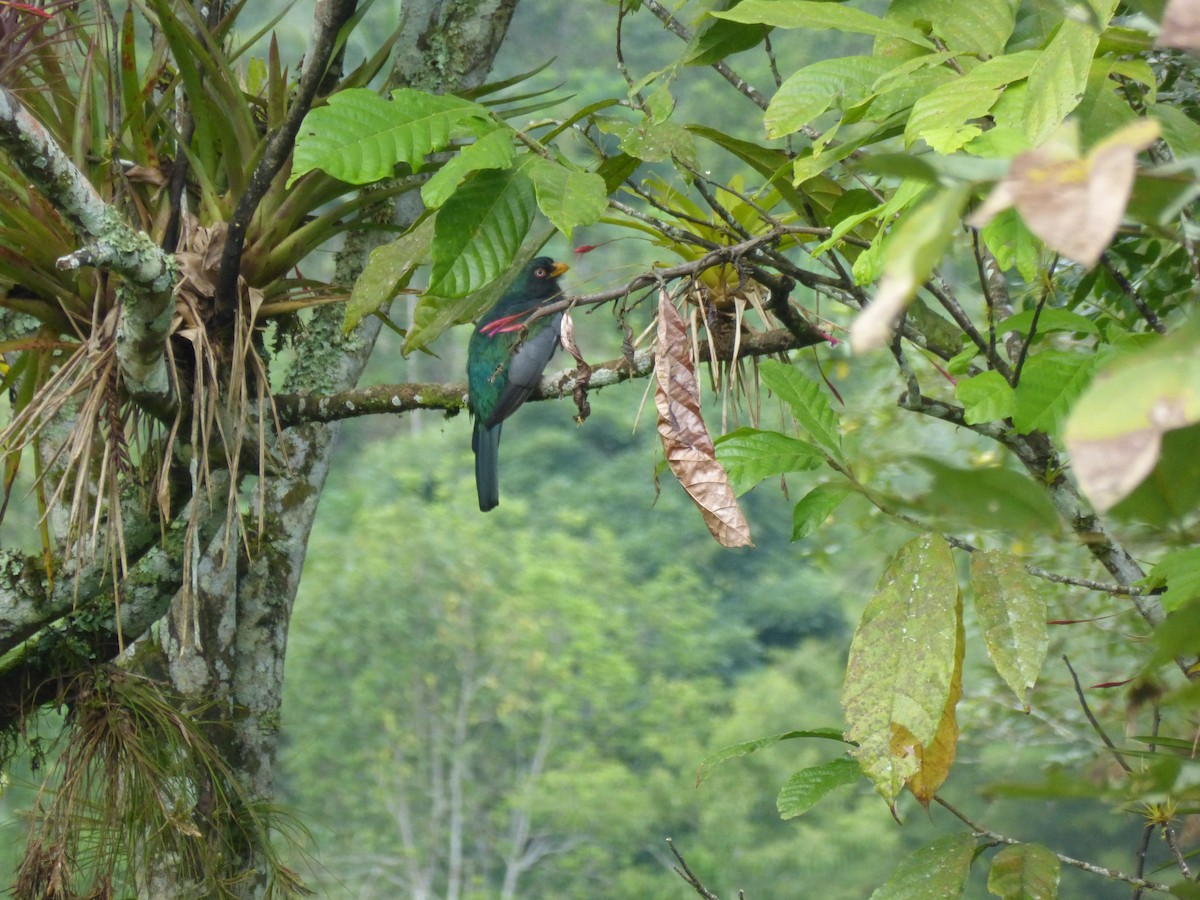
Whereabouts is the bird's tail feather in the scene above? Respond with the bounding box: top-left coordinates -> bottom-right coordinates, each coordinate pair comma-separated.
473,422 -> 502,512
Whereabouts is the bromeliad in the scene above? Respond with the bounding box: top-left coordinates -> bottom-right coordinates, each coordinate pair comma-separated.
467,257 -> 569,511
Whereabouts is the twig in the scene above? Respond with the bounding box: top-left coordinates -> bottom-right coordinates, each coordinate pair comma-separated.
1100,254 -> 1167,335
667,838 -> 723,900
934,797 -> 1172,894
1063,654 -> 1132,775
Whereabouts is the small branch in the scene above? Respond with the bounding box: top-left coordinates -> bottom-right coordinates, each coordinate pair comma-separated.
933,797 -> 1172,894
1063,654 -> 1133,775
1100,254 -> 1167,335
214,0 -> 359,310
1024,567 -> 1147,595
667,839 -> 723,900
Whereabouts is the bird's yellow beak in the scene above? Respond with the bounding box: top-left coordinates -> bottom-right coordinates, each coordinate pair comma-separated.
549,261 -> 570,278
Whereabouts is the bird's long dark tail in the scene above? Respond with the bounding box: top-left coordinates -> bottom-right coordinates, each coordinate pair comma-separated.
473,421 -> 502,512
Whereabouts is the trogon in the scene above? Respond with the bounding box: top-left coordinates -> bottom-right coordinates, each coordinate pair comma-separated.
467,257 -> 569,511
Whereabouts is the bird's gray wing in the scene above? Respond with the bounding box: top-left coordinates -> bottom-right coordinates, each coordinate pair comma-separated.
488,312 -> 563,425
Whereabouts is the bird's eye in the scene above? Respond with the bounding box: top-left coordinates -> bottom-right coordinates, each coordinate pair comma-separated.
534,267 -> 547,278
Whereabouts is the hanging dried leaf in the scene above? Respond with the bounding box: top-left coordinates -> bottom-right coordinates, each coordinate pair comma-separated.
654,291 -> 752,548
969,120 -> 1160,269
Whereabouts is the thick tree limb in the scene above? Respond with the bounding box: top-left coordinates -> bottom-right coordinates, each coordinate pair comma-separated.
0,86 -> 178,417
272,325 -> 825,427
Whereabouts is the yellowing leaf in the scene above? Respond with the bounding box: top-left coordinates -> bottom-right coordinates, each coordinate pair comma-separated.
969,119 -> 1160,269
842,534 -> 959,807
906,589 -> 963,807
654,292 -> 752,548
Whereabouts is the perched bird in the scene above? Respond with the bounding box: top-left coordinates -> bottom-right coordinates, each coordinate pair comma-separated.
467,257 -> 569,512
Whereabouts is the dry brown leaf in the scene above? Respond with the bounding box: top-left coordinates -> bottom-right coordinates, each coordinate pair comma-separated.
654,290 -> 753,548
969,120 -> 1160,268
1160,0 -> 1200,48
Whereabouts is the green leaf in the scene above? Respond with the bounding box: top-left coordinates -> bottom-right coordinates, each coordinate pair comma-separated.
1022,2 -> 1117,144
842,534 -> 959,805
1012,350 -> 1096,436
765,56 -> 895,139
758,360 -> 844,461
912,457 -> 1060,536
291,88 -> 489,186
714,428 -> 825,496
427,164 -> 538,298
420,126 -> 514,208
1065,320 -> 1200,512
956,370 -> 1015,425
344,215 -> 436,334
685,17 -> 768,66
971,551 -> 1049,710
1152,103 -> 1200,159
905,51 -> 1040,153
987,843 -> 1061,900
609,118 -> 697,166
695,729 -> 852,786
791,482 -> 854,541
712,0 -> 935,48
996,309 -> 1099,339
527,159 -> 609,240
777,757 -> 861,819
932,0 -> 1019,57
1146,548 -> 1200,614
403,221 -> 555,354
870,833 -> 975,900
979,208 -> 1040,283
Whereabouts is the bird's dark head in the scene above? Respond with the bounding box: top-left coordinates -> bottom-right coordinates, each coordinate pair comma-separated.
522,256 -> 569,302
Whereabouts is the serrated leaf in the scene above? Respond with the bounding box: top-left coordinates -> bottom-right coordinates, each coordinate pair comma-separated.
714,428 -> 825,496
766,56 -> 895,139
420,126 -> 514,208
956,370 -> 1016,425
758,360 -> 843,461
1012,350 -> 1096,436
791,482 -> 854,541
843,534 -> 959,805
777,757 -> 861,819
344,215 -> 436,334
615,119 -> 697,167
870,833 -> 975,900
427,164 -> 537,298
291,88 -> 488,186
987,843 -> 1061,900
932,0 -> 1019,57
712,0 -> 934,48
695,729 -> 851,786
655,293 -> 752,548
971,551 -> 1049,710
528,159 -> 608,240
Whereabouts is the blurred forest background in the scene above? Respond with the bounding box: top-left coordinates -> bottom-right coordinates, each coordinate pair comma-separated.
0,0 -> 1185,897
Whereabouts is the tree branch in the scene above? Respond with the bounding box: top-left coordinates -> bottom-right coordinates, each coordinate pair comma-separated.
0,86 -> 178,418
273,326 -> 823,427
